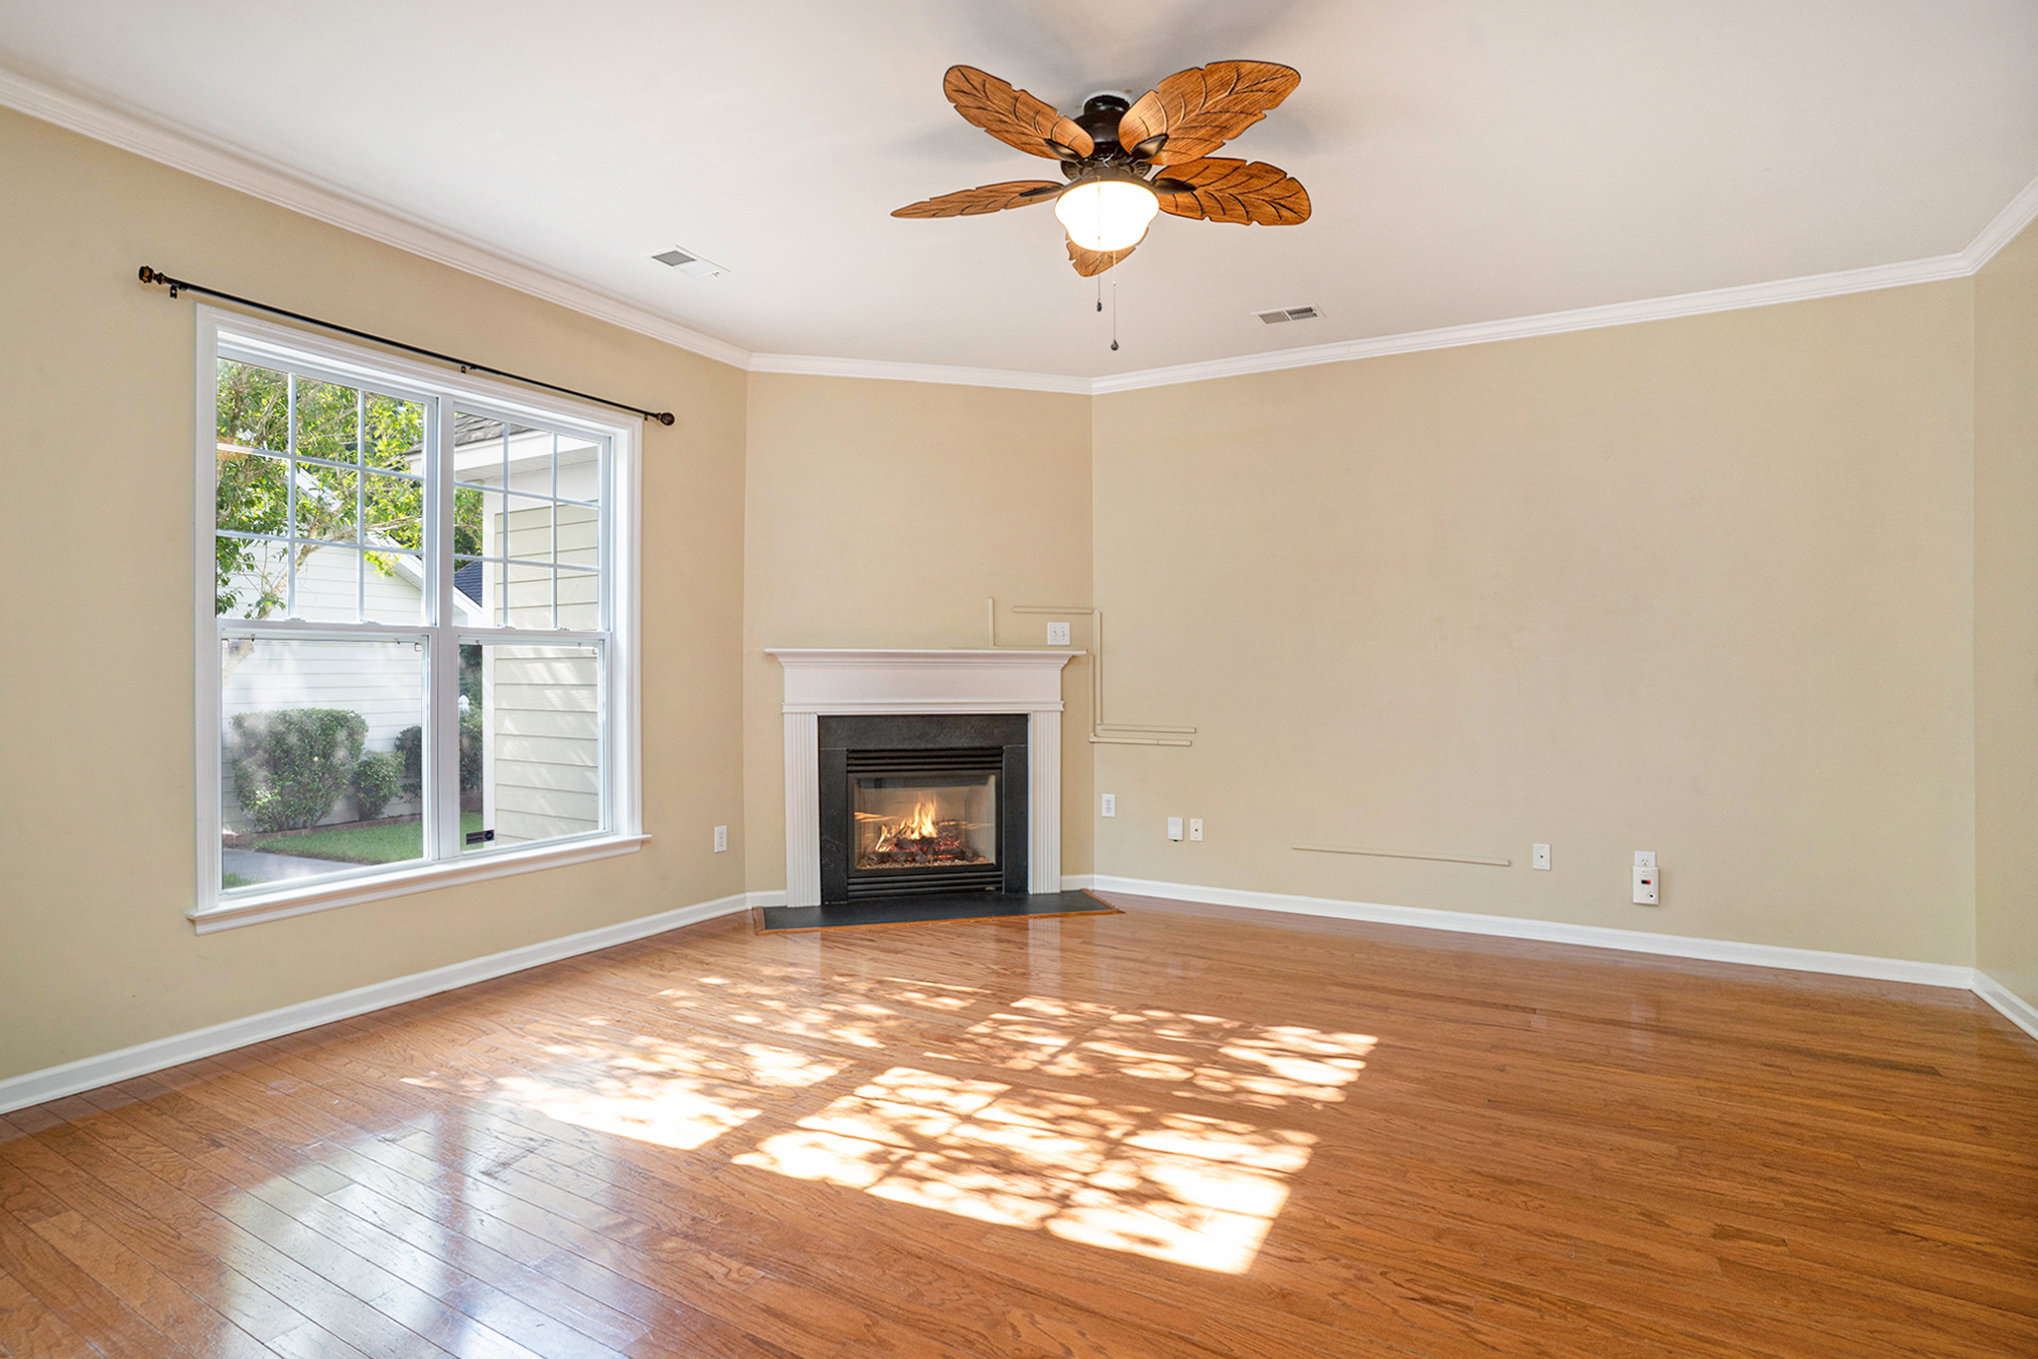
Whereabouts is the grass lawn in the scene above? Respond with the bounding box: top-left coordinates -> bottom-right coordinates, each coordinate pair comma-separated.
255,813 -> 483,864
222,873 -> 257,889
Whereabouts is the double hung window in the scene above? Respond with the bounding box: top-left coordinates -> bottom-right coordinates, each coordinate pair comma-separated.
194,311 -> 640,929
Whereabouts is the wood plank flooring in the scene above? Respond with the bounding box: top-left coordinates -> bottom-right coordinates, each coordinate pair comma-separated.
2,892 -> 2034,1357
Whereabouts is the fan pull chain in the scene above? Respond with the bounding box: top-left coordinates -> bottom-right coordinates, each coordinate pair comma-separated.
1110,279 -> 1120,352
1096,276 -> 1103,313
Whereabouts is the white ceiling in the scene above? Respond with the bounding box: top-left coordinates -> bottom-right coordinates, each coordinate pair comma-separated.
3,1 -> 2035,379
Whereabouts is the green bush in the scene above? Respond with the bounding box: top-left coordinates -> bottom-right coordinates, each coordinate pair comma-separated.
461,707 -> 484,792
394,714 -> 485,799
396,724 -> 424,798
230,708 -> 367,833
353,749 -> 405,820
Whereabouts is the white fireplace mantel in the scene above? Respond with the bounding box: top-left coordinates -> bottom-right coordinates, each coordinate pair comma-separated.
768,648 -> 1079,906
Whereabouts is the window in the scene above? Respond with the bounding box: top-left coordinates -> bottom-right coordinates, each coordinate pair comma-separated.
193,310 -> 641,930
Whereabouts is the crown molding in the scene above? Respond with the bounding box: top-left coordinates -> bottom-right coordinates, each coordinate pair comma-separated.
1963,172 -> 2038,273
7,62 -> 2035,398
1089,252 -> 1980,394
747,352 -> 1089,395
0,64 -> 752,371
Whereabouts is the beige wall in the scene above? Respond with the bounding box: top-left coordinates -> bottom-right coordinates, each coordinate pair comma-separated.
1091,285 -> 1979,965
0,109 -> 749,1082
1,100 -> 2023,1088
741,374 -> 1094,891
1976,219 -> 2038,1010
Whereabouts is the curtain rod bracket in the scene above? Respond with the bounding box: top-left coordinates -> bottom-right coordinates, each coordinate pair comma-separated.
138,264 -> 677,426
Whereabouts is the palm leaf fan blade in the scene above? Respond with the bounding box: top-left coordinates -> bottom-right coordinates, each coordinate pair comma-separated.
892,181 -> 1066,218
1153,158 -> 1311,225
1067,235 -> 1140,276
942,65 -> 1095,160
1117,61 -> 1301,166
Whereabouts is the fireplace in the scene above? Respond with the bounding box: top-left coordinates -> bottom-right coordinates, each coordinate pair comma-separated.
770,648 -> 1074,908
818,713 -> 1028,903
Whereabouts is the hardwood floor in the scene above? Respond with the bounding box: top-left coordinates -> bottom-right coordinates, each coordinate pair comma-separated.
2,893 -> 2035,1358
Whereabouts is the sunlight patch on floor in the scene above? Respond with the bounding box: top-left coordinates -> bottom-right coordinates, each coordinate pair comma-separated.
453,1034 -> 846,1151
735,1009 -> 1373,1274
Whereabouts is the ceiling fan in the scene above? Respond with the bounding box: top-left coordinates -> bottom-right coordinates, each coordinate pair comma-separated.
894,62 -> 1311,276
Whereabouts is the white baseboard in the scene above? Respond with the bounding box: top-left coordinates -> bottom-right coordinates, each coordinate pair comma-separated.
1973,971 -> 2038,1044
0,892 -> 751,1115
1086,875 -> 1976,989
10,876 -> 2019,1116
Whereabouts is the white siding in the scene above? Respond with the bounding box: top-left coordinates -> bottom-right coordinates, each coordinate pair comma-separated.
484,642 -> 601,846
478,494 -> 603,847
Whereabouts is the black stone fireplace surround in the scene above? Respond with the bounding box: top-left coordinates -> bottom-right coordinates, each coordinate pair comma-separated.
817,713 -> 1028,905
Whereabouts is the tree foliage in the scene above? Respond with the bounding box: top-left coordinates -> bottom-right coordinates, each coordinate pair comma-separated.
214,361 -> 483,616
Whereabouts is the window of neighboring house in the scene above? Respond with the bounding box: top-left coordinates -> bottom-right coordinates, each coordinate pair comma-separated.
195,310 -> 641,930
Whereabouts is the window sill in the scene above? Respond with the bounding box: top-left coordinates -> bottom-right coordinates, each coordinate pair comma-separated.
189,833 -> 651,934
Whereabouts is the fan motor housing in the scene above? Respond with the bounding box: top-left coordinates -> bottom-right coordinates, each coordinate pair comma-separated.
1076,93 -> 1131,151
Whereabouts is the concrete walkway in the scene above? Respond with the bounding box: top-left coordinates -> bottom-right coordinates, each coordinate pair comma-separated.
222,847 -> 344,884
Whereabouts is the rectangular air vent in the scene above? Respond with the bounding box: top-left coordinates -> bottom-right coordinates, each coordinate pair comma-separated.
1256,305 -> 1321,324
652,247 -> 726,279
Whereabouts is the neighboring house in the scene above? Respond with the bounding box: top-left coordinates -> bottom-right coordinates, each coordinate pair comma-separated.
220,419 -> 602,848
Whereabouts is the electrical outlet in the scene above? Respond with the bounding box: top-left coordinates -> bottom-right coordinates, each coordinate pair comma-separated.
1189,818 -> 1204,841
1047,621 -> 1071,646
1100,793 -> 1116,817
1532,843 -> 1551,871
1167,816 -> 1184,841
1634,850 -> 1656,869
713,825 -> 728,853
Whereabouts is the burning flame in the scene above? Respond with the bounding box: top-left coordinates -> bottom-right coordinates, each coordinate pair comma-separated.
872,800 -> 940,853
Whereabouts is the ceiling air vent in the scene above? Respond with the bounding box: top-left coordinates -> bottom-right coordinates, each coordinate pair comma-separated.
1256,305 -> 1321,324
652,247 -> 727,279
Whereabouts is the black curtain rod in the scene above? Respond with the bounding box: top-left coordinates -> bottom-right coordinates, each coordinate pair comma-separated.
138,266 -> 675,426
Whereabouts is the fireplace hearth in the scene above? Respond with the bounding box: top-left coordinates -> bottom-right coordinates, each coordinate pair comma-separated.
819,714 -> 1028,903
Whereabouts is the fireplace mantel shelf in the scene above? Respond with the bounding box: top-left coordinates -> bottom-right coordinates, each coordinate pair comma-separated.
771,648 -> 1076,905
768,649 -> 1079,716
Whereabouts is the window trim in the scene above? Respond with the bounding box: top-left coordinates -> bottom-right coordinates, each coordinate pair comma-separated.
189,306 -> 645,932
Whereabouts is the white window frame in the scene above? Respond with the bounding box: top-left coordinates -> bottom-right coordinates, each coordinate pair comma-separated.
189,306 -> 645,933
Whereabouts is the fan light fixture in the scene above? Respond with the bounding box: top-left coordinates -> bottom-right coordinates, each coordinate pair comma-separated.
893,63 -> 1310,277
1055,178 -> 1160,252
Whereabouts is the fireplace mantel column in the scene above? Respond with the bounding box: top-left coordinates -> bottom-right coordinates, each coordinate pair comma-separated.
1028,711 -> 1061,895
768,648 -> 1078,908
782,711 -> 821,907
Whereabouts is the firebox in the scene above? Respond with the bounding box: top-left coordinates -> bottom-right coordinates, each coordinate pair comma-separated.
818,714 -> 1028,903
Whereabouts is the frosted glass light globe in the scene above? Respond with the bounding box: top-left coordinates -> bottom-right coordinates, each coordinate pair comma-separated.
1055,179 -> 1160,252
